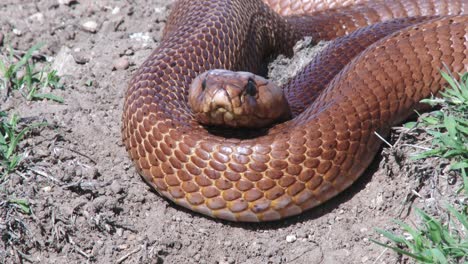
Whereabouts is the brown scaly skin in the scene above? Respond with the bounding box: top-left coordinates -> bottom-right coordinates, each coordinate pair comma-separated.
262,0 -> 369,16
284,16 -> 436,115
188,70 -> 291,128
122,0 -> 468,222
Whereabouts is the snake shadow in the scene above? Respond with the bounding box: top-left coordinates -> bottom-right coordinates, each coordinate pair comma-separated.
145,149 -> 385,230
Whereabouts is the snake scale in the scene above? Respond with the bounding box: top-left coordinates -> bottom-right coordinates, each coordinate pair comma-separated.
122,0 -> 468,222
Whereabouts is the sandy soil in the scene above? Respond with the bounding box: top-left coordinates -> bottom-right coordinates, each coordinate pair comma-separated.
0,1 -> 462,263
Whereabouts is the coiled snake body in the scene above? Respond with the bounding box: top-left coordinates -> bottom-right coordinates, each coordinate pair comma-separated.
122,0 -> 468,222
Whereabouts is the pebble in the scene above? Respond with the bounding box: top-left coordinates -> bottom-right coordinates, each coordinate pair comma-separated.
129,32 -> 153,43
112,7 -> 121,15
58,0 -> 76,5
117,244 -> 129,250
92,196 -> 108,212
223,241 -> 232,247
219,257 -> 235,264
29,13 -> 44,23
82,21 -> 99,33
53,46 -> 78,76
72,51 -> 90,64
35,147 -> 51,159
172,216 -> 182,222
286,235 -> 297,243
12,28 -> 22,36
42,186 -> 52,192
113,57 -> 129,70
110,180 -> 123,194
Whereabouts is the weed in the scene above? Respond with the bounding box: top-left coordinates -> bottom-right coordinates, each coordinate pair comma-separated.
373,200 -> 468,263
413,70 -> 468,170
7,199 -> 31,215
0,111 -> 47,177
0,42 -> 64,102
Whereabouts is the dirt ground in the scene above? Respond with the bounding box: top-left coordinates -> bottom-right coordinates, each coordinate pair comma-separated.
0,1 -> 463,263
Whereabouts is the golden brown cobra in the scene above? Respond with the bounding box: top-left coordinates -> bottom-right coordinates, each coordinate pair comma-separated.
122,0 -> 468,222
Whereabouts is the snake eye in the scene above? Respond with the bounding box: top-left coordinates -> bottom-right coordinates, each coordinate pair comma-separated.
245,78 -> 257,96
201,78 -> 207,91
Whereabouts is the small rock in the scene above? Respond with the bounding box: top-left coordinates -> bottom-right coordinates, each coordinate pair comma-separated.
219,258 -> 235,264
110,180 -> 123,194
154,6 -> 168,22
129,32 -> 153,43
29,13 -> 44,23
92,196 -> 108,212
223,241 -> 232,247
53,46 -> 78,76
118,244 -> 129,250
113,57 -> 129,70
286,235 -> 297,243
12,28 -> 22,36
72,51 -> 90,64
35,147 -> 51,159
58,0 -> 77,5
112,7 -> 120,15
82,21 -> 99,33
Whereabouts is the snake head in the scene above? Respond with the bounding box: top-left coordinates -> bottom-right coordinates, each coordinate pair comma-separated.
188,69 -> 292,128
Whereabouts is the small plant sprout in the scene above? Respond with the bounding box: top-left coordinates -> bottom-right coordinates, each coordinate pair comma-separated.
0,112 -> 47,177
0,42 -> 64,102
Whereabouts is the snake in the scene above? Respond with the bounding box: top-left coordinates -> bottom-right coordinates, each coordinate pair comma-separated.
122,0 -> 468,222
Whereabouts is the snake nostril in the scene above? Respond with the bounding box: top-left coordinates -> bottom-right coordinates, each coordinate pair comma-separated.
245,78 -> 257,96
202,78 -> 207,91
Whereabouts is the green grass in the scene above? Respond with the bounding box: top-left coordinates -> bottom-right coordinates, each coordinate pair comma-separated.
0,42 -> 59,178
373,201 -> 468,263
413,70 -> 468,171
0,42 -> 64,102
0,111 -> 47,177
374,70 -> 468,263
7,198 -> 31,214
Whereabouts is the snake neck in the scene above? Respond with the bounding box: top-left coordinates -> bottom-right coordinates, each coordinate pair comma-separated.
163,0 -> 303,76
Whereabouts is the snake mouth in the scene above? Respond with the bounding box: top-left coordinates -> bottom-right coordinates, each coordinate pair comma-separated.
209,88 -> 234,113
211,107 -> 236,124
